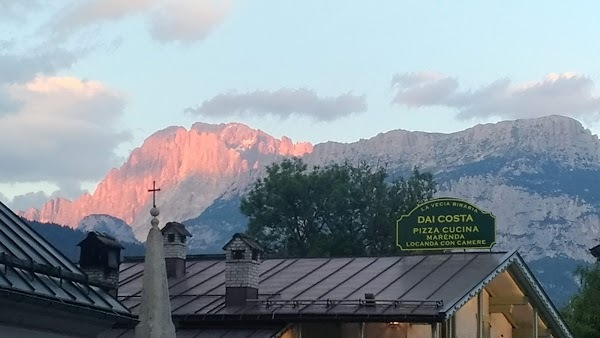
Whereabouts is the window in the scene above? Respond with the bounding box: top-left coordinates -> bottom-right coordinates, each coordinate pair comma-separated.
168,234 -> 175,243
107,250 -> 118,269
252,250 -> 259,260
180,235 -> 186,243
232,249 -> 244,259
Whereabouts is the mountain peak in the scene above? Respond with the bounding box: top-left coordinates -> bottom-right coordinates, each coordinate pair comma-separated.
22,121 -> 313,235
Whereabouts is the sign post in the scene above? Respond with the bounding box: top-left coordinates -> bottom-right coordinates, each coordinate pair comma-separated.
396,198 -> 496,251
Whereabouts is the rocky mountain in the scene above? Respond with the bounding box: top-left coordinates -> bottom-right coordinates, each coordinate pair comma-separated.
22,122 -> 312,239
77,214 -> 138,243
20,115 -> 600,305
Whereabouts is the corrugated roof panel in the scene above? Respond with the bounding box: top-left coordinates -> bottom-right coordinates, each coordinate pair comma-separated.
114,252 -> 526,320
259,259 -> 330,295
372,255 -> 450,300
399,254 -> 479,301
427,253 -> 506,303
6,267 -> 36,292
119,262 -> 143,284
177,263 -> 225,296
0,202 -> 77,271
172,295 -> 224,315
315,257 -> 398,300
292,257 -> 379,300
0,201 -> 131,319
270,258 -> 353,299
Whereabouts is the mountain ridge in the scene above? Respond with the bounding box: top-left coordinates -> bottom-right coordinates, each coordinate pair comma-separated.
20,115 -> 600,262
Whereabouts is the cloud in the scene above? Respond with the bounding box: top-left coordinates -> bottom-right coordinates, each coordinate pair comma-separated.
0,1 -> 42,20
391,72 -> 600,120
0,192 -> 8,204
0,76 -> 130,183
5,181 -> 87,211
0,49 -> 77,84
186,88 -> 368,121
54,0 -> 155,31
53,0 -> 229,43
149,0 -> 230,43
10,191 -> 49,211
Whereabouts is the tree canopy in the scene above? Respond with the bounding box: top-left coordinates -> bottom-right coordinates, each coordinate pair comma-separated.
240,157 -> 436,257
562,263 -> 600,338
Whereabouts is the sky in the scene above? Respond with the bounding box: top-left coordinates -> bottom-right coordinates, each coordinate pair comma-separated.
2,0 -> 600,210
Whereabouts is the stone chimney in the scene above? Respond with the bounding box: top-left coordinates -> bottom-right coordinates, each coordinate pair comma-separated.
223,233 -> 263,307
161,221 -> 192,278
77,232 -> 123,297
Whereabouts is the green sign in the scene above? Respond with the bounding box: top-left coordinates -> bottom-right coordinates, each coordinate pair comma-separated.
396,198 -> 496,251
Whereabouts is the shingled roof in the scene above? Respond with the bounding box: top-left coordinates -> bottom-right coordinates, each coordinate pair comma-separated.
0,201 -> 132,320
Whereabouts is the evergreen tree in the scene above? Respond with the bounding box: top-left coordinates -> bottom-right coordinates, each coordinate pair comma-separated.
563,263 -> 600,338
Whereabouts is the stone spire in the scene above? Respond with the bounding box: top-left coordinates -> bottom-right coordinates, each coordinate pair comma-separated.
134,182 -> 176,338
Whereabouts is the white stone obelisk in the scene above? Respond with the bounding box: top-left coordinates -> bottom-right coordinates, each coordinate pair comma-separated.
135,194 -> 176,337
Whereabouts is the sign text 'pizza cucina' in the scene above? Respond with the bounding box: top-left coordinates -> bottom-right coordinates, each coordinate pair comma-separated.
396,198 -> 496,251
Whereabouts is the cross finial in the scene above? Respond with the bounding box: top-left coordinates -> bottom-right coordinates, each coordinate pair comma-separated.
148,181 -> 161,208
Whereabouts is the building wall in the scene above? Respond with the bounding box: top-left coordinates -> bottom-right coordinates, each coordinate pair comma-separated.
490,313 -> 512,338
299,323 -> 342,338
407,324 -> 432,338
455,296 -> 477,338
455,290 -> 491,338
363,323 -> 408,338
296,322 -> 431,338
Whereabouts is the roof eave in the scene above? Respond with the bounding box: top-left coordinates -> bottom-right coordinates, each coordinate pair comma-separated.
507,252 -> 575,338
440,250 -> 574,338
174,312 -> 445,324
0,286 -> 136,323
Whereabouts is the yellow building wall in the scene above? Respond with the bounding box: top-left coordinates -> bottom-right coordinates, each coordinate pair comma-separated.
490,313 -> 512,338
407,323 -> 432,338
455,295 -> 478,338
454,290 -> 490,338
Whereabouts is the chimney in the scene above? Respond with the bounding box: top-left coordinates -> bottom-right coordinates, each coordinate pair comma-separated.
77,232 -> 123,297
161,221 -> 192,278
223,233 -> 263,307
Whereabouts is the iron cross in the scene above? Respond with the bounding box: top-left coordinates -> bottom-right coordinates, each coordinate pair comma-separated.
148,180 -> 161,207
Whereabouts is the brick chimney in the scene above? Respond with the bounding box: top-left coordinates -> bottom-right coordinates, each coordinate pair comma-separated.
161,221 -> 192,278
77,232 -> 123,297
223,233 -> 263,306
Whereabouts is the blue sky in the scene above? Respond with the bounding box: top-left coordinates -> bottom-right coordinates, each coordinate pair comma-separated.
1,0 -> 600,209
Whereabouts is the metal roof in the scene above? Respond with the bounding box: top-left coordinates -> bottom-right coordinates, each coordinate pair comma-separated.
117,251 -> 573,337
0,201 -> 131,318
100,326 -> 287,338
119,252 -> 508,320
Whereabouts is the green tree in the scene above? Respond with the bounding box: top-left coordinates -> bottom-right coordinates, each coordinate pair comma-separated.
563,263 -> 600,338
240,157 -> 436,257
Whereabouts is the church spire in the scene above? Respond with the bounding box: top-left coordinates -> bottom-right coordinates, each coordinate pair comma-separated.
135,181 -> 176,338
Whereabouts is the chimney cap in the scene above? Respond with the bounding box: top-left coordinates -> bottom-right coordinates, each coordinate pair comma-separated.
161,221 -> 192,237
222,233 -> 263,252
77,231 -> 124,249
